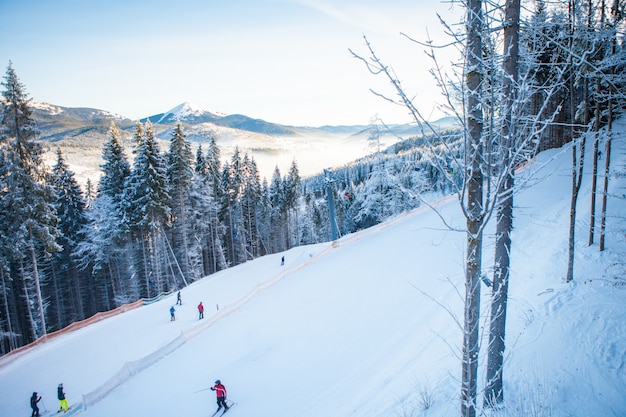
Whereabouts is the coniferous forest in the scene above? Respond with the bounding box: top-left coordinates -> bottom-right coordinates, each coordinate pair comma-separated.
1,0 -> 625,364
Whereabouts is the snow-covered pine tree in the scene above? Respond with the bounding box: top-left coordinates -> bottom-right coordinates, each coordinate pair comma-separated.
267,166 -> 286,253
0,62 -> 60,344
100,122 -> 131,204
191,138 -> 227,275
166,123 -> 194,285
221,148 -> 248,266
205,134 -> 222,198
76,122 -> 132,306
284,160 -> 302,248
256,177 -> 273,252
188,157 -> 226,277
195,144 -> 207,175
241,153 -> 263,258
123,121 -> 171,298
50,149 -> 90,327
208,140 -> 228,268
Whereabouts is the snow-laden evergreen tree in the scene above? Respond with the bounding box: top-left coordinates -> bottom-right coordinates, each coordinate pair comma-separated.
84,178 -> 96,208
186,139 -> 228,276
205,134 -> 222,198
195,144 -> 207,175
123,121 -> 171,298
267,166 -> 286,253
75,194 -> 120,308
188,158 -> 226,277
219,148 -> 247,266
50,149 -> 91,327
100,122 -> 131,204
258,177 -> 273,251
350,160 -> 418,230
299,190 -> 327,244
284,159 -> 302,248
0,62 -> 60,345
241,153 -> 263,258
75,122 -> 132,306
166,123 -> 194,284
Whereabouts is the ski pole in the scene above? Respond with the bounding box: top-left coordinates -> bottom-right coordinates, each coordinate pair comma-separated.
41,397 -> 48,412
194,387 -> 212,393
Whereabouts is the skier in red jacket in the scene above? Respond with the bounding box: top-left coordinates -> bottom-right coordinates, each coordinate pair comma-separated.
198,301 -> 204,320
210,380 -> 229,413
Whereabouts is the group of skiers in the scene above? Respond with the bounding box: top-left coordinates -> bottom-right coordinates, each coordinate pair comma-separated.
29,383 -> 69,416
29,380 -> 230,416
170,292 -> 205,321
27,290 -> 228,416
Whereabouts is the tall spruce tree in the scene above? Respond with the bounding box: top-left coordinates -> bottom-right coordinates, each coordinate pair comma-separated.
197,138 -> 227,275
0,62 -> 60,344
268,166 -> 286,253
166,123 -> 194,283
50,149 -> 90,326
284,160 -> 302,248
220,148 -> 246,266
124,121 -> 171,297
241,153 -> 262,258
100,123 -> 131,204
75,122 -> 132,307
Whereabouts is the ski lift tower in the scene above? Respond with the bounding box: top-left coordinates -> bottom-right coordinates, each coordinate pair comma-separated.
324,169 -> 339,241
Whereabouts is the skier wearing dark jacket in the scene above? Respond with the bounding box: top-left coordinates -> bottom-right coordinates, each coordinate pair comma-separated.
30,392 -> 41,417
210,380 -> 229,413
57,383 -> 69,411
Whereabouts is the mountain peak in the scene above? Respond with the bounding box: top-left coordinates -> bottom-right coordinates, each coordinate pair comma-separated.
161,102 -> 223,123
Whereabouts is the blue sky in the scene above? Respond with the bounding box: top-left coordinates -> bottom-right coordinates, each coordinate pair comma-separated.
1,0 -> 458,126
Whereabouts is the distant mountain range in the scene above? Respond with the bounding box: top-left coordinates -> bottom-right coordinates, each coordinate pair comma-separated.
17,100 -> 461,182
27,100 -> 460,142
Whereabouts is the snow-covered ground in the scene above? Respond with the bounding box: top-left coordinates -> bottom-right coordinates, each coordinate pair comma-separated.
1,120 -> 625,417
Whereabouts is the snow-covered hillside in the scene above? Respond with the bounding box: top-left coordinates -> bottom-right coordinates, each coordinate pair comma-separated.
1,120 -> 625,417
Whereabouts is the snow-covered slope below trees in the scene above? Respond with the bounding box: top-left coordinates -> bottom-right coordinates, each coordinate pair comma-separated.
1,118 -> 624,417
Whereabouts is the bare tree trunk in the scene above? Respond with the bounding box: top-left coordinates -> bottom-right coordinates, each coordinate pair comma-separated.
22,268 -> 37,342
565,0 -> 585,283
588,0 -> 604,248
28,230 -> 47,339
599,86 -> 613,251
566,129 -> 585,283
462,0 -> 485,415
1,268 -> 17,351
599,27 -> 617,251
485,0 -> 520,406
588,80 -> 601,246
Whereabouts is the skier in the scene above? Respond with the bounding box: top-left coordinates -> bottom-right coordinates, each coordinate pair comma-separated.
57,383 -> 69,412
30,392 -> 41,417
176,291 -> 182,305
170,306 -> 176,321
281,256 -> 285,266
210,379 -> 229,414
198,301 -> 204,320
